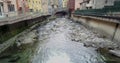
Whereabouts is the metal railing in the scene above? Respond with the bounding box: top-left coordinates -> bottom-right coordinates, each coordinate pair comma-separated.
0,11 -> 49,21
0,7 -> 68,22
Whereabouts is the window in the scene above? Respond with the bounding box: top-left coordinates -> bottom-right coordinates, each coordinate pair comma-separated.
93,0 -> 94,4
8,4 -> 15,12
105,0 -> 108,4
0,7 -> 2,15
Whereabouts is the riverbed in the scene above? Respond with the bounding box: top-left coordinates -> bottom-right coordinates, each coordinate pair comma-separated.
0,17 -> 120,63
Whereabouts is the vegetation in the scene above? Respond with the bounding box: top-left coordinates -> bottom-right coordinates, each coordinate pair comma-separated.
98,48 -> 120,63
0,25 -> 28,44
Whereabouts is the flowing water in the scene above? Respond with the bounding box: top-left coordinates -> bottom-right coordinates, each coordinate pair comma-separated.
32,18 -> 105,63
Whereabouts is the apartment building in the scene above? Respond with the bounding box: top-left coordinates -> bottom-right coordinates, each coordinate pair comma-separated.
0,0 -> 29,18
41,0 -> 48,14
79,0 -> 89,10
53,0 -> 59,8
68,0 -> 82,10
67,0 -> 75,11
48,0 -> 53,14
62,0 -> 68,8
80,0 -> 116,10
0,0 -> 18,17
86,0 -> 115,9
47,0 -> 60,14
27,0 -> 42,12
0,1 -> 4,17
75,0 -> 83,10
58,0 -> 63,9
16,0 -> 29,14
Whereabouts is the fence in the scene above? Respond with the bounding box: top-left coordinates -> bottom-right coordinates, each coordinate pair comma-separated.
74,1 -> 120,17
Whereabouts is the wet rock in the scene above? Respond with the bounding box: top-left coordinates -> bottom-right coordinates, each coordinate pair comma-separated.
84,42 -> 95,47
16,41 -> 22,47
0,54 -> 12,59
8,56 -> 20,62
33,36 -> 38,39
109,50 -> 120,58
71,39 -> 76,41
108,47 -> 114,50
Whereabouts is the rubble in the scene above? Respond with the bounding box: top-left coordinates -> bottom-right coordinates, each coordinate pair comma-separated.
68,19 -> 120,51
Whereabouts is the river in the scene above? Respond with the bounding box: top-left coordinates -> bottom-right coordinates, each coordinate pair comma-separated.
1,17 -> 119,63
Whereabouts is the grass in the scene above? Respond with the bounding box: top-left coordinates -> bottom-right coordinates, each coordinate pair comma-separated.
0,39 -> 39,63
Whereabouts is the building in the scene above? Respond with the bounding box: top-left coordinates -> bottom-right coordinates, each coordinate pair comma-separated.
58,0 -> 63,9
48,0 -> 54,14
0,0 -> 29,18
67,0 -> 75,11
80,0 -> 117,10
48,0 -> 60,14
0,0 -> 18,17
16,0 -> 29,14
68,0 -> 90,10
79,0 -> 89,10
53,0 -> 59,8
75,0 -> 83,10
41,0 -> 48,14
86,0 -> 115,9
62,0 -> 68,8
0,0 -> 4,17
68,0 -> 84,10
27,0 -> 42,12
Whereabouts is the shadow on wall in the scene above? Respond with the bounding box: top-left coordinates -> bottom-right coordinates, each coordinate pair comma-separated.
55,11 -> 68,17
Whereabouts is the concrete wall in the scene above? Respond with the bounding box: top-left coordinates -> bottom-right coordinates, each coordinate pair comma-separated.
71,14 -> 120,42
114,25 -> 120,42
0,15 -> 49,43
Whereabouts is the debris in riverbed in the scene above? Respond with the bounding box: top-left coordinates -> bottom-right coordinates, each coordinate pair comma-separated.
68,19 -> 120,51
15,30 -> 38,47
83,42 -> 97,48
109,50 -> 120,58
